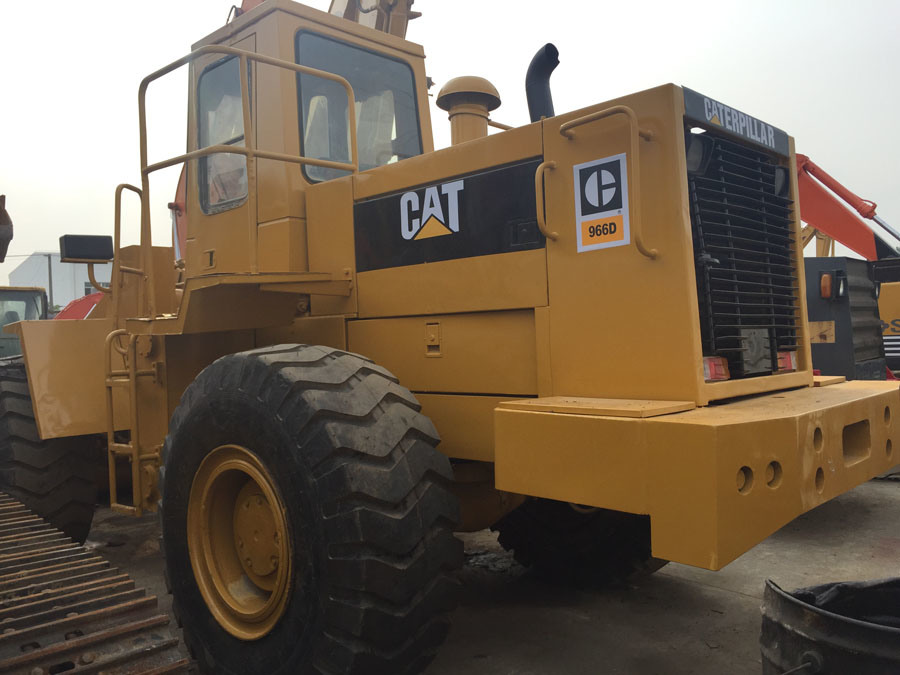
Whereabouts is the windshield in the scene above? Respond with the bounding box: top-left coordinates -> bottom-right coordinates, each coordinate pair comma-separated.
296,32 -> 422,182
0,290 -> 45,327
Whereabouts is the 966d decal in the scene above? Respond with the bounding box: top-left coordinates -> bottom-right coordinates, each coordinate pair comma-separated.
573,153 -> 630,253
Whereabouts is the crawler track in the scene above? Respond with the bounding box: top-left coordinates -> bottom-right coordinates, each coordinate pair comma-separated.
0,492 -> 192,674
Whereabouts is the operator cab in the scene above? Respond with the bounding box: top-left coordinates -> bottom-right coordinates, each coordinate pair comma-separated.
184,0 -> 432,278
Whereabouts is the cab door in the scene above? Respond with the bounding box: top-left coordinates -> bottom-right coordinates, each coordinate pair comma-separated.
186,34 -> 256,277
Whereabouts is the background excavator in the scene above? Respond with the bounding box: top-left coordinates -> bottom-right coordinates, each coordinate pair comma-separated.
796,154 -> 900,377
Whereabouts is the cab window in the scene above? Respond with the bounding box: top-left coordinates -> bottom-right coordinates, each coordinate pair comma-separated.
198,56 -> 248,213
296,32 -> 422,182
0,291 -> 45,326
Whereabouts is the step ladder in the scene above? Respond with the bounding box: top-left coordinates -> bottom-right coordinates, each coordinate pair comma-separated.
104,329 -> 161,516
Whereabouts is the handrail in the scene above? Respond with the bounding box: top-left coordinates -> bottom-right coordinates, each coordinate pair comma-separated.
113,184 -> 143,324
136,44 -> 361,313
534,161 -> 559,241
559,105 -> 657,259
559,105 -> 654,141
144,144 -> 356,176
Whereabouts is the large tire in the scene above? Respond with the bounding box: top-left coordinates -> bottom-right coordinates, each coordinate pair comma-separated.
161,345 -> 462,675
493,498 -> 666,585
0,358 -> 101,543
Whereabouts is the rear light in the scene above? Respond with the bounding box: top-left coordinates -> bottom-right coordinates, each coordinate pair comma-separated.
778,351 -> 798,373
703,356 -> 730,382
820,271 -> 847,299
820,273 -> 832,299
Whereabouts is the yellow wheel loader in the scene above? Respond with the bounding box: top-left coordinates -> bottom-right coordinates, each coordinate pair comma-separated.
1,1 -> 898,673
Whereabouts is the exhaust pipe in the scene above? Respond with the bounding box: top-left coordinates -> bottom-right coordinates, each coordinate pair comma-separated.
526,43 -> 559,122
0,196 -> 13,263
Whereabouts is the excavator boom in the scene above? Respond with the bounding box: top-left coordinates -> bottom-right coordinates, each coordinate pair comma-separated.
797,153 -> 900,259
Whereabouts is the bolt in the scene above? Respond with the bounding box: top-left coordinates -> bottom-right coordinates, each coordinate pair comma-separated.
80,652 -> 96,665
271,556 -> 278,569
256,496 -> 263,507
246,558 -> 253,569
30,668 -> 44,675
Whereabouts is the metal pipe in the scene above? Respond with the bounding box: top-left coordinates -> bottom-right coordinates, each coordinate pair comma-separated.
534,161 -> 559,241
239,54 -> 258,274
873,215 -> 900,247
113,185 -> 142,326
525,43 -> 559,122
87,263 -> 111,294
45,254 -> 53,310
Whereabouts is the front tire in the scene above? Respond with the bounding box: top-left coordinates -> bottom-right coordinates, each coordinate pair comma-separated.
161,345 -> 462,675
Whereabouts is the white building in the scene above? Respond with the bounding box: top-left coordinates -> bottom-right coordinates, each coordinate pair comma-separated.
8,252 -> 112,311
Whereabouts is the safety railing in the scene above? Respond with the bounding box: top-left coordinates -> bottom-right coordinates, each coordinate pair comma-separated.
132,44 -> 360,319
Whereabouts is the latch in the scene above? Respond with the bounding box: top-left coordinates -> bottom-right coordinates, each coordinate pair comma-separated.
425,322 -> 441,357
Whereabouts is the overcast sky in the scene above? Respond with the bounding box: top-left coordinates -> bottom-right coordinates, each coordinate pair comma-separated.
3,0 -> 899,283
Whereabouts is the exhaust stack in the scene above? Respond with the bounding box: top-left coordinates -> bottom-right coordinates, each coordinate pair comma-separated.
526,43 -> 559,122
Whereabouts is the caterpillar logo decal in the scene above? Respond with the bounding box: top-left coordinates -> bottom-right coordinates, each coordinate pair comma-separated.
354,159 -> 544,272
682,87 -> 790,157
573,153 -> 630,253
401,180 -> 465,240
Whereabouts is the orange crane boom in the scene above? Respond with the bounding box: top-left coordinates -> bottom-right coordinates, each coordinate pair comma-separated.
796,153 -> 900,259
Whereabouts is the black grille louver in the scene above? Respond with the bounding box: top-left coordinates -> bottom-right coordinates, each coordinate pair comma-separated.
687,128 -> 799,379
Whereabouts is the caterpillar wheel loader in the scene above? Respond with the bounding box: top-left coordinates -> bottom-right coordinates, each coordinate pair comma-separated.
2,1 -> 899,673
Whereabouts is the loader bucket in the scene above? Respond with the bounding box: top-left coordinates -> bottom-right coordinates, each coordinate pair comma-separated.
0,196 -> 13,263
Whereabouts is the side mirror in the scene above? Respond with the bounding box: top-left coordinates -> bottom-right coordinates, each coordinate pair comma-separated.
59,235 -> 114,264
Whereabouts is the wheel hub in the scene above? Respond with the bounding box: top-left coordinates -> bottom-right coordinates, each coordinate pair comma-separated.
233,482 -> 281,585
187,444 -> 293,640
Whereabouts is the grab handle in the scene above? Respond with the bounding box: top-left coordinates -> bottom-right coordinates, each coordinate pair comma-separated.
534,160 -> 559,241
559,105 -> 657,259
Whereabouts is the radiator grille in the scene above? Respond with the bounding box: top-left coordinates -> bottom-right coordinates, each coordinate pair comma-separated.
687,128 -> 798,378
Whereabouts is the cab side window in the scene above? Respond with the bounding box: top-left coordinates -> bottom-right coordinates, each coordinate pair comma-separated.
198,57 -> 248,213
296,32 -> 422,182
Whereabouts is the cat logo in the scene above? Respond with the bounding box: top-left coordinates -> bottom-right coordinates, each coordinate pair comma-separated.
400,179 -> 465,240
573,153 -> 630,253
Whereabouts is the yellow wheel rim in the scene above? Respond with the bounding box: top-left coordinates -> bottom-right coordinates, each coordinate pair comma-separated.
187,444 -> 292,640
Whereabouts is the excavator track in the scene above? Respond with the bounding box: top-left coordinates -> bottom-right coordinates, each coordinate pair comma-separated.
0,492 -> 193,674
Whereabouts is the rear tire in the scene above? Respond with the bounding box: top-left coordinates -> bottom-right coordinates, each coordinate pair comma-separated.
493,498 -> 666,586
0,358 -> 101,543
161,344 -> 462,675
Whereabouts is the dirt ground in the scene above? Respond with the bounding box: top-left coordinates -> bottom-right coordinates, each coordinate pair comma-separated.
86,478 -> 900,675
